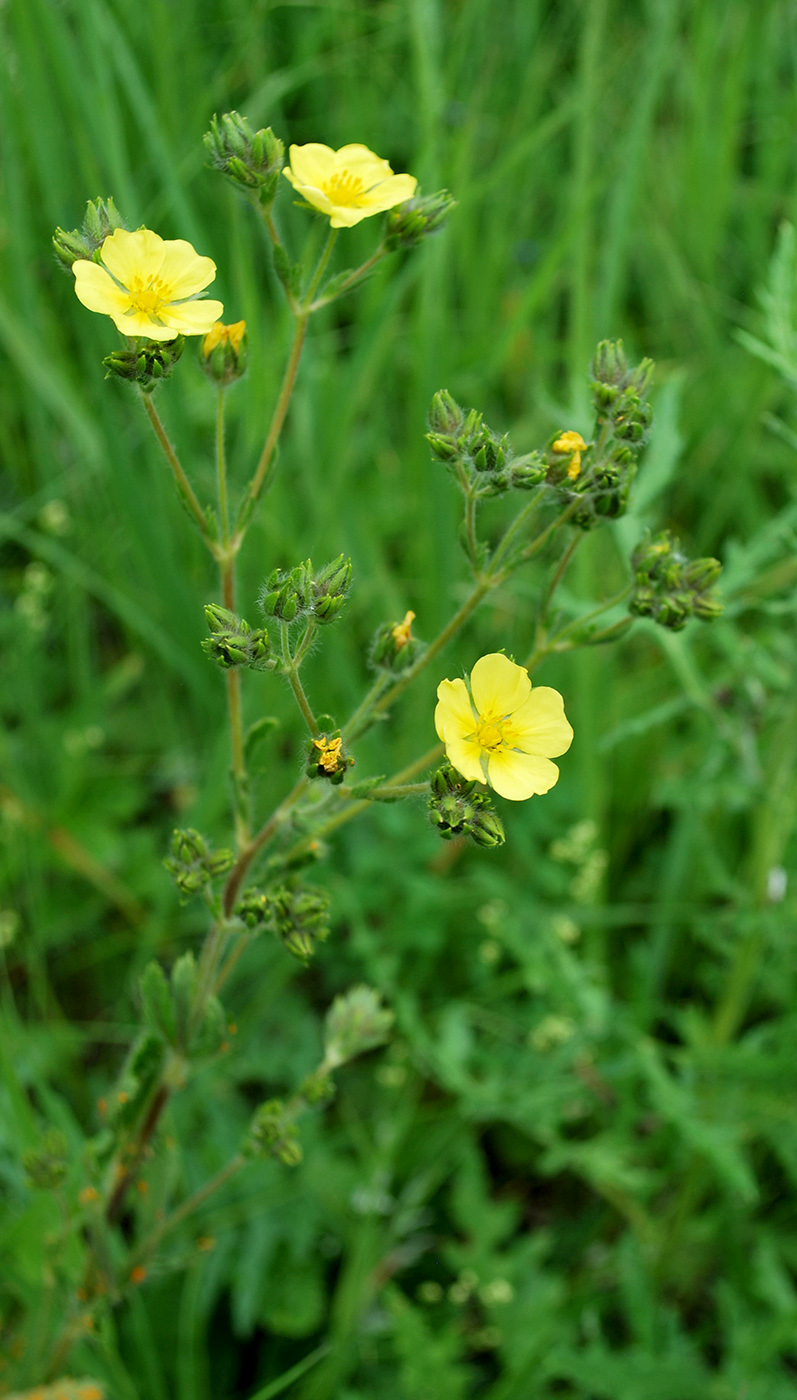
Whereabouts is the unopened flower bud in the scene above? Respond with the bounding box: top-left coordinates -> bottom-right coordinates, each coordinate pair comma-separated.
163,827 -> 231,899
200,320 -> 248,385
468,809 -> 506,849
428,763 -> 504,846
203,604 -> 271,670
383,189 -> 456,251
509,453 -> 546,490
235,889 -> 270,930
428,389 -> 465,437
311,554 -> 352,623
691,591 -> 723,621
204,112 -> 285,207
103,336 -> 185,393
260,562 -> 312,623
53,196 -> 127,271
684,557 -> 722,590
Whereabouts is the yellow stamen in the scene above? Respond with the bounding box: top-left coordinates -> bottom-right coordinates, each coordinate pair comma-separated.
323,170 -> 366,206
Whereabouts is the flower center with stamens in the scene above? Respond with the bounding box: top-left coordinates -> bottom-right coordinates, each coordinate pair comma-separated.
474,712 -> 523,753
127,277 -> 169,315
323,171 -> 366,206
476,718 -> 505,752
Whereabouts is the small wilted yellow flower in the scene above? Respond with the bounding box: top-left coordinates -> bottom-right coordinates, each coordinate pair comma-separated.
313,735 -> 344,774
391,610 -> 416,650
552,430 -> 587,480
72,228 -> 223,341
435,653 -> 573,801
283,144 -> 417,228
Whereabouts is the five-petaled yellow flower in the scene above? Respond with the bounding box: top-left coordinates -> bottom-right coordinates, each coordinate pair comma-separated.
435,653 -> 573,801
283,144 -> 417,228
72,228 -> 223,341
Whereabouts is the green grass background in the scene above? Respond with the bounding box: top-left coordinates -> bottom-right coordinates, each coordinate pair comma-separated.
3,0 -> 797,1396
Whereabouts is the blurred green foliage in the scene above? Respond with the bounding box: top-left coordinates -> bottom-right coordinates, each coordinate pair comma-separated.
2,0 -> 797,1396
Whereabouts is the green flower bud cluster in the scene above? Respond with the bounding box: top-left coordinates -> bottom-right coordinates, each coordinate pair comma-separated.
426,391 -> 545,496
23,1129 -> 69,1190
428,764 -> 506,848
103,336 -> 185,394
370,611 -> 424,673
202,604 -> 272,670
204,112 -> 284,207
630,531 -> 723,630
306,731 -> 354,784
235,883 -> 331,962
53,196 -> 126,271
324,985 -> 394,1069
163,827 -> 234,900
260,555 -> 352,626
243,1099 -> 302,1166
383,189 -> 456,251
555,341 -> 654,529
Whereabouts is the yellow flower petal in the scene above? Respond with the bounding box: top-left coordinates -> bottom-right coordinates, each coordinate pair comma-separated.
286,143 -> 338,189
157,240 -> 217,298
333,144 -> 394,180
435,677 -> 477,742
73,260 -> 131,315
101,228 -> 165,285
445,735 -> 487,785
358,173 -> 418,211
107,309 -> 180,340
486,750 -> 560,801
470,653 -> 531,719
158,299 -> 224,334
327,205 -> 376,229
510,686 -> 574,758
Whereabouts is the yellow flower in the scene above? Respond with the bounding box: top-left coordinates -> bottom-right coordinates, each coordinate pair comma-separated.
435,653 -> 573,801
72,228 -> 223,341
552,430 -> 587,480
202,319 -> 246,357
282,143 -> 417,228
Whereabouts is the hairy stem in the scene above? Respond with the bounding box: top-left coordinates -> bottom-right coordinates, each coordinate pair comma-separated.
308,244 -> 385,311
234,314 -> 308,539
139,391 -> 211,546
282,624 -> 319,735
216,389 -> 249,848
